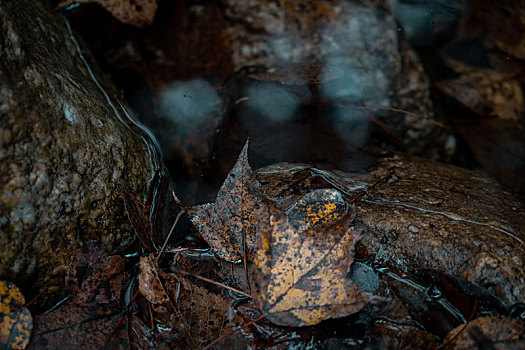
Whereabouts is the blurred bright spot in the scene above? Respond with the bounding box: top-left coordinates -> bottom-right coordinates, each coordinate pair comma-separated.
245,81 -> 300,122
270,35 -> 309,63
331,108 -> 370,151
158,80 -> 219,133
319,58 -> 366,102
319,56 -> 389,105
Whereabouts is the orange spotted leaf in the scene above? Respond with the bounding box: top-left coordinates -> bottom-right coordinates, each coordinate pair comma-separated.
252,194 -> 379,327
0,281 -> 32,349
286,188 -> 348,232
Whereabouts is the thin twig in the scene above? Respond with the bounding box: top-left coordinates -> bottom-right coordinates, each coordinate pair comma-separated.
348,105 -> 451,130
171,268 -> 252,299
24,292 -> 41,308
201,315 -> 264,350
102,289 -> 140,350
157,209 -> 185,262
148,257 -> 198,348
234,96 -> 249,104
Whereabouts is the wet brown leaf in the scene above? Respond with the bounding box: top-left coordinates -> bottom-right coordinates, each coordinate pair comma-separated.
65,241 -> 126,306
119,179 -> 156,251
128,315 -> 155,349
0,281 -> 32,350
28,304 -> 129,349
443,316 -> 525,350
58,0 -> 157,27
174,276 -> 248,349
139,253 -> 249,348
175,140 -> 261,262
252,192 -> 379,327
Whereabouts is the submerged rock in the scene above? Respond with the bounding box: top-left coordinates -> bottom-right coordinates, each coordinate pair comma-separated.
0,0 -> 162,306
257,154 -> 525,306
220,0 -> 453,162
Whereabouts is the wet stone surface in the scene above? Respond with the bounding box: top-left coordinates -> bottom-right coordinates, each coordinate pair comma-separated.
256,154 -> 525,307
0,0 -> 160,307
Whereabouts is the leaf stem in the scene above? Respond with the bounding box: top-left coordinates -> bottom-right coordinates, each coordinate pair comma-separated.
171,268 -> 252,299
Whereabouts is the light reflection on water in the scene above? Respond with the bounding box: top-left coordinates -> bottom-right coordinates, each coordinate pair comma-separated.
319,56 -> 389,106
330,108 -> 370,152
158,79 -> 220,135
244,81 -> 300,123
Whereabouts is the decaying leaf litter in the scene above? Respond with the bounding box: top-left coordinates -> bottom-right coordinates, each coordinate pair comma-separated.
17,141 -> 380,348
9,139 -> 523,348
2,0 -> 522,348
175,141 -> 380,327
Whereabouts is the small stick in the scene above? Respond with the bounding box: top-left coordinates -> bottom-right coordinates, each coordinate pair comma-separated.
102,289 -> 140,350
351,105 -> 451,130
171,268 -> 252,299
24,292 -> 41,308
235,96 -> 249,104
157,209 -> 185,261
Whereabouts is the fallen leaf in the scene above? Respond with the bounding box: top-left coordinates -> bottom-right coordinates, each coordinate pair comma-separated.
58,0 -> 157,27
0,281 -> 32,350
128,315 -> 156,349
119,179 -> 156,251
286,188 -> 348,232
442,316 -> 525,350
174,140 -> 261,262
175,276 -> 248,349
252,193 -> 378,327
65,241 -> 127,306
139,252 -> 250,348
29,304 -> 130,349
0,280 -> 25,315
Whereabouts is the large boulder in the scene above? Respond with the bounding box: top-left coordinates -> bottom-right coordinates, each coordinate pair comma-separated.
0,0 -> 162,306
257,154 -> 525,306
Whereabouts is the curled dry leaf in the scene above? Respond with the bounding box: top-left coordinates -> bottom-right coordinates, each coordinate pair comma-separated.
119,179 -> 156,251
138,255 -> 170,307
0,281 -> 32,350
65,241 -> 126,306
58,0 -> 158,27
174,140 -> 261,263
252,193 -> 379,327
